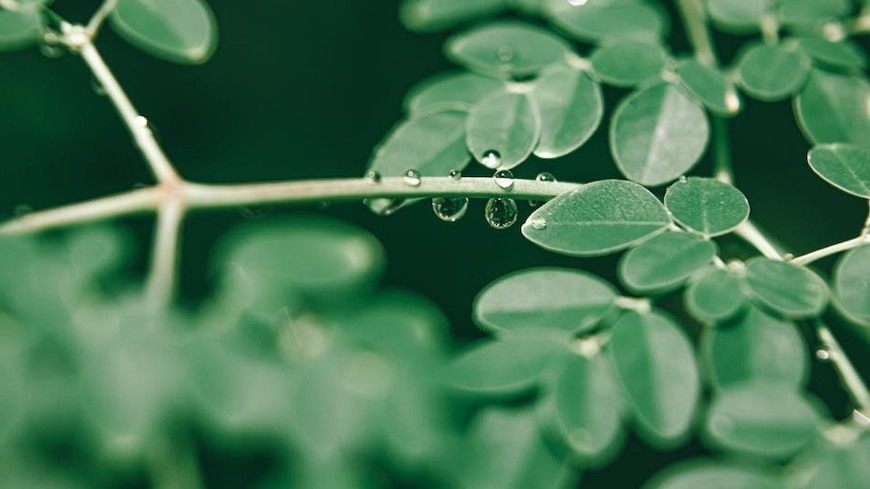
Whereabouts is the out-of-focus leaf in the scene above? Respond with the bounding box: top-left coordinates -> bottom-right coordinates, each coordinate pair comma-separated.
610,83 -> 709,186
400,0 -> 505,32
609,311 -> 700,446
522,180 -> 671,256
644,459 -> 782,489
776,0 -> 850,27
833,245 -> 870,326
404,72 -> 504,115
744,258 -> 828,318
664,177 -> 750,237
545,0 -> 665,42
735,43 -> 809,101
684,267 -> 747,323
704,382 -> 823,458
589,41 -> 667,87
368,111 -> 470,178
673,59 -> 742,116
618,231 -> 717,294
702,305 -> 807,388
792,37 -> 867,71
787,433 -> 870,489
111,0 -> 217,63
467,91 -> 540,170
445,21 -> 572,78
807,144 -> 870,198
530,66 -> 603,158
0,7 -> 41,50
704,0 -> 768,33
795,70 -> 870,146
474,267 -> 618,334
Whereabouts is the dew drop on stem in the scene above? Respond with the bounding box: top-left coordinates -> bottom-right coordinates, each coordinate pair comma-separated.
536,172 -> 556,183
481,150 -> 502,169
485,197 -> 518,229
403,169 -> 421,186
364,170 -> 381,184
815,348 -> 832,361
365,198 -> 405,216
432,197 -> 469,222
449,169 -> 462,180
494,170 -> 514,190
91,77 -> 107,97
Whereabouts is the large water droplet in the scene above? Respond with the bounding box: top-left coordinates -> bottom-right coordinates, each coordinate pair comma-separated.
449,169 -> 462,180
815,348 -> 832,361
496,45 -> 514,62
536,172 -> 556,182
678,175 -> 688,183
494,169 -> 514,190
135,116 -> 149,128
403,169 -> 422,186
528,217 -> 547,230
432,197 -> 469,222
364,170 -> 381,184
481,150 -> 502,169
485,198 -> 518,229
366,198 -> 405,216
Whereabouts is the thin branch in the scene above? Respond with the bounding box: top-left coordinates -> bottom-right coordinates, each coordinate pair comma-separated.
86,0 -> 118,37
712,117 -> 734,184
817,322 -> 870,414
78,41 -> 180,184
146,194 -> 186,309
675,0 -> 718,66
792,236 -> 869,266
0,187 -> 159,234
734,218 -> 784,260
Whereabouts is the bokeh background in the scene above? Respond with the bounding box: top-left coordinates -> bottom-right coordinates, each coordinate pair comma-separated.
1,1 -> 868,486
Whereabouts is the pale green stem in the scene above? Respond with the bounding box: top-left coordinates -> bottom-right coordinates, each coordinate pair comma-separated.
86,0 -> 118,37
792,236 -> 870,266
675,0 -> 718,66
146,193 -> 186,309
0,177 -> 582,235
817,322 -> 870,415
862,200 -> 870,237
712,117 -> 734,184
734,221 -> 784,260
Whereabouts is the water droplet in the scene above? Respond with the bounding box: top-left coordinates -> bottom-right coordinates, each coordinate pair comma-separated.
494,169 -> 514,190
364,170 -> 381,184
91,77 -> 106,96
568,0 -> 589,5
485,198 -> 518,229
134,116 -> 149,128
815,348 -> 832,361
432,197 -> 469,222
403,169 -> 422,186
365,198 -> 405,216
528,217 -> 547,230
39,44 -> 63,58
449,169 -> 462,180
725,89 -> 741,113
481,150 -> 502,169
13,205 -> 32,217
536,172 -> 556,182
783,253 -> 794,261
678,175 -> 688,183
496,46 -> 514,62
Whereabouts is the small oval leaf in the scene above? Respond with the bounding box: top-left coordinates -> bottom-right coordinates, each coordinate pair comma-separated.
610,83 -> 710,186
609,311 -> 700,446
530,66 -> 603,159
590,41 -> 667,87
368,111 -> 470,177
684,268 -> 746,323
445,21 -> 571,78
664,177 -> 750,237
111,0 -> 217,64
522,180 -> 672,256
618,231 -> 717,294
474,267 -> 619,334
795,70 -> 870,146
705,382 -> 823,458
400,0 -> 505,32
545,0 -> 665,43
744,258 -> 829,318
702,305 -> 808,388
0,8 -> 41,50
467,91 -> 540,170
792,37 -> 867,71
833,244 -> 870,326
673,59 -> 741,116
404,72 -> 504,115
645,459 -> 782,489
704,0 -> 767,33
807,144 -> 870,198
736,43 -> 809,101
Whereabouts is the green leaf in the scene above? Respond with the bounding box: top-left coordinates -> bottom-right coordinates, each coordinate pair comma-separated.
522,180 -> 671,256
788,434 -> 870,489
664,177 -> 750,237
705,382 -> 823,458
609,311 -> 700,446
545,0 -> 665,43
833,245 -> 870,326
645,459 -> 782,489
530,66 -> 603,159
610,83 -> 710,186
590,41 -> 667,87
467,91 -> 540,170
541,355 -> 624,464
704,0 -> 768,33
0,8 -> 41,51
445,21 -> 572,78
744,258 -> 829,318
474,267 -> 618,334
368,111 -> 470,177
736,44 -> 809,101
618,231 -> 717,294
673,59 -> 742,116
792,37 -> 867,71
702,305 -> 807,388
807,144 -> 870,198
776,0 -> 850,27
400,0 -> 505,32
111,0 -> 217,64
404,72 -> 504,115
795,70 -> 870,147
459,407 -> 578,489
445,332 -> 568,395
684,268 -> 747,323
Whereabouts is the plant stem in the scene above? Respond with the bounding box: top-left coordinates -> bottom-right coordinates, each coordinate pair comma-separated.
817,321 -> 870,415
146,193 -> 186,309
734,221 -> 784,260
0,177 -> 581,235
675,0 -> 718,66
86,0 -> 117,37
712,117 -> 734,184
79,40 -> 180,184
792,236 -> 869,266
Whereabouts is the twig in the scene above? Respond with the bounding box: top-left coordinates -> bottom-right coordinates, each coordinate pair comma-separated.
792,236 -> 869,266
675,0 -> 718,67
86,0 -> 118,37
734,221 -> 784,260
712,117 -> 734,184
146,193 -> 186,309
817,321 -> 870,414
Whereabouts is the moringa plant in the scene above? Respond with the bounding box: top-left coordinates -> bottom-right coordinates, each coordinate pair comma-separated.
0,0 -> 869,487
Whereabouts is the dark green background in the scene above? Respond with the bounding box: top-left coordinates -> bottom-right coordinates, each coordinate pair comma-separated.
0,1 -> 867,486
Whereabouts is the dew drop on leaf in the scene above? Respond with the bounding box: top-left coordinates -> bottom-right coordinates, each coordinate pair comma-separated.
432,197 -> 469,222
485,197 -> 518,229
403,169 -> 422,186
528,217 -> 547,230
493,169 -> 514,190
481,150 -> 502,169
364,170 -> 381,184
536,172 -> 556,182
